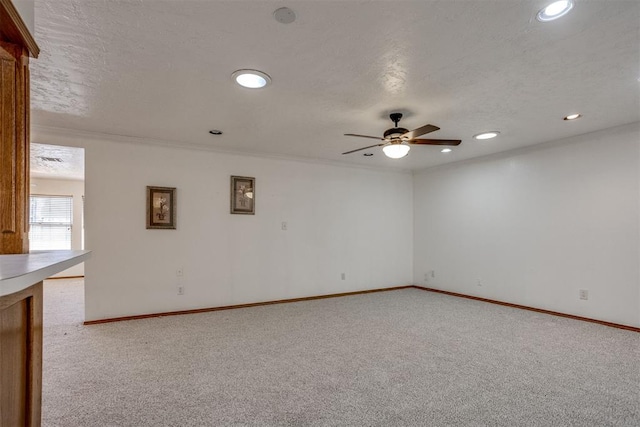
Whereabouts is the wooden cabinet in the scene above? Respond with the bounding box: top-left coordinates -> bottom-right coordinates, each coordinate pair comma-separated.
1,1 -> 41,425
0,282 -> 42,426
0,252 -> 89,427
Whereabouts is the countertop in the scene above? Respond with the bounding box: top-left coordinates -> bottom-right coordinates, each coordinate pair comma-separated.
0,250 -> 91,297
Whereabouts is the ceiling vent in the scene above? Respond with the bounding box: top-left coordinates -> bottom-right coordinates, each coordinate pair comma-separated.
38,156 -> 63,162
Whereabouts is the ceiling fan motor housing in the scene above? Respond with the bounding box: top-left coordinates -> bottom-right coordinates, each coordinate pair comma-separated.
384,127 -> 409,140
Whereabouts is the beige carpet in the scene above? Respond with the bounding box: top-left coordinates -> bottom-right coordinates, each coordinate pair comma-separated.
42,279 -> 640,426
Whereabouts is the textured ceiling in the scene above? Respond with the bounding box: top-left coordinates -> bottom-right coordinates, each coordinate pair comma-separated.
30,0 -> 640,171
31,143 -> 84,180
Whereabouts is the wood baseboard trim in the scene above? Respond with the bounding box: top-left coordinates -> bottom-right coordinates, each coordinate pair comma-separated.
45,276 -> 84,280
412,286 -> 640,333
84,285 -> 414,325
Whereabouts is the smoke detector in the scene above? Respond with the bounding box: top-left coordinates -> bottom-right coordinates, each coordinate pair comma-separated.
273,7 -> 296,24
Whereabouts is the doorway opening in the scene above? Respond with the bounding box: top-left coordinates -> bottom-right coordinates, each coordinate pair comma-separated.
30,143 -> 85,324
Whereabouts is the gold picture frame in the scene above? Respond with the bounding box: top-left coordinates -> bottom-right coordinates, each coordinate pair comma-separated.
146,186 -> 177,229
230,176 -> 255,215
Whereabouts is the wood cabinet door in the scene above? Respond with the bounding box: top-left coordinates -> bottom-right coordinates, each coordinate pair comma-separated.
0,282 -> 42,427
0,298 -> 28,425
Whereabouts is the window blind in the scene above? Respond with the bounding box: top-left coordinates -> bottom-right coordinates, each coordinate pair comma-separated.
29,195 -> 73,250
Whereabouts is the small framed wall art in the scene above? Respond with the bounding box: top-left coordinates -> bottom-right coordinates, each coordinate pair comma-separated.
230,176 -> 255,215
146,186 -> 177,229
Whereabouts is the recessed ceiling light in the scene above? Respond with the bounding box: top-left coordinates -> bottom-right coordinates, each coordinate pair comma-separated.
209,130 -> 223,135
473,131 -> 500,140
563,113 -> 581,120
537,0 -> 574,22
441,148 -> 452,153
232,69 -> 271,89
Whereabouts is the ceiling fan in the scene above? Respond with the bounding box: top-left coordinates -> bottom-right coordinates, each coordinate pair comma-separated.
343,113 -> 461,159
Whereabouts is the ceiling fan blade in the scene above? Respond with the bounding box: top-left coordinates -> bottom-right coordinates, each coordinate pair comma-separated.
344,133 -> 386,141
409,139 -> 462,146
401,124 -> 440,140
342,143 -> 386,155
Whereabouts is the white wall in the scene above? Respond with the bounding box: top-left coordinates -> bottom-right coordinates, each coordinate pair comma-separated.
413,123 -> 640,327
31,178 -> 85,277
80,139 -> 413,321
36,122 -> 638,327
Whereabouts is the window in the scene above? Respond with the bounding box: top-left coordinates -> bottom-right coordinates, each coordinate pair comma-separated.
29,195 -> 73,250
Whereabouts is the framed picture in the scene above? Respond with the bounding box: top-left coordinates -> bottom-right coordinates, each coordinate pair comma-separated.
230,176 -> 255,215
146,186 -> 177,229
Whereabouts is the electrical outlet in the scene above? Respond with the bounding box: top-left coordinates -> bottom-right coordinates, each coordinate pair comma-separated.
341,273 -> 346,280
281,222 -> 287,231
579,289 -> 589,300
477,279 -> 482,287
431,270 -> 435,278
178,285 -> 185,295
176,267 -> 184,277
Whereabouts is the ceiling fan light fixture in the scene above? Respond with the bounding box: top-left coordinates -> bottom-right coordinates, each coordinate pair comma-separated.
232,69 -> 271,89
382,144 -> 410,159
473,131 -> 500,140
537,0 -> 574,22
